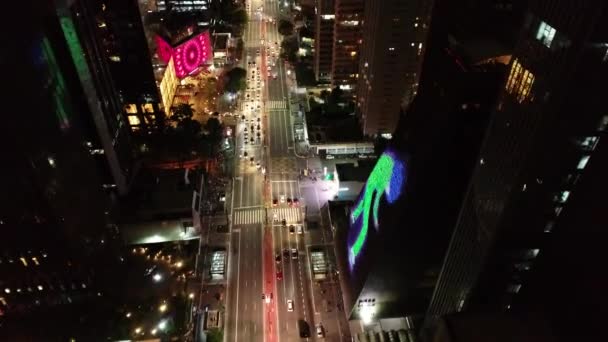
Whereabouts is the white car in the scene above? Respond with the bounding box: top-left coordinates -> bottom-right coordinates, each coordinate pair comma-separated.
287,299 -> 294,312
316,324 -> 324,337
280,195 -> 285,203
326,155 -> 335,159
297,225 -> 303,235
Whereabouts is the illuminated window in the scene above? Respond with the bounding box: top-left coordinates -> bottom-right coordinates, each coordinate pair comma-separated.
141,103 -> 155,113
554,206 -> 563,216
598,115 -> 608,131
555,190 -> 570,203
507,284 -> 522,293
523,249 -> 540,259
577,155 -> 590,170
128,115 -> 141,126
514,262 -> 532,271
575,136 -> 599,151
536,21 -> 556,48
505,59 -> 535,102
124,104 -> 138,114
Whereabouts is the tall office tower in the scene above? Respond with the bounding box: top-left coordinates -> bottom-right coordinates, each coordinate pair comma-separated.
356,0 -> 434,137
101,0 -> 164,132
425,1 -> 608,339
58,0 -> 135,195
1,1 -> 128,338
314,0 -> 335,83
157,0 -> 210,12
331,0 -> 363,92
330,20 -> 507,332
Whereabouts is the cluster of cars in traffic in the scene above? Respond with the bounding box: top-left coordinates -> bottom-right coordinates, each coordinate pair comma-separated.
272,194 -> 300,207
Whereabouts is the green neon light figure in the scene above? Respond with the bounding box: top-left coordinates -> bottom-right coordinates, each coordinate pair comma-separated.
349,150 -> 405,270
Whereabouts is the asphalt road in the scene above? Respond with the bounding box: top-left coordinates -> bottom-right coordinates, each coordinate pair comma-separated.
225,1 -> 349,341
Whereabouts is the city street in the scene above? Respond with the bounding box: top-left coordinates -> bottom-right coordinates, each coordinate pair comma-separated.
224,0 -> 348,341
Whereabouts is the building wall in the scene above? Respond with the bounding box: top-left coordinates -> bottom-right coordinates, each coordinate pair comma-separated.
356,0 -> 434,136
425,0 -> 608,335
331,0 -> 364,91
314,0 -> 335,82
0,1 -> 125,337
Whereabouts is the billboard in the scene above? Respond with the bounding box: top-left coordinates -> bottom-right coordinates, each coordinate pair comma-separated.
347,148 -> 407,274
156,31 -> 212,79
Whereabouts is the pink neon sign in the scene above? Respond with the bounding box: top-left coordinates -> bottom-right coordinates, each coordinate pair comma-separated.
155,31 -> 212,78
174,31 -> 212,78
156,36 -> 173,63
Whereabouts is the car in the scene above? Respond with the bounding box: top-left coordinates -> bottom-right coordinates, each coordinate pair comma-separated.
272,198 -> 278,206
289,225 -> 295,234
275,253 -> 281,263
281,219 -> 287,227
291,248 -> 298,259
256,162 -> 261,169
287,299 -> 294,312
276,270 -> 282,280
283,249 -> 290,257
244,126 -> 248,132
257,117 -> 261,122
261,294 -> 265,300
265,294 -> 271,304
250,157 -> 255,163
326,154 -> 335,159
250,137 -> 254,143
280,195 -> 285,203
257,124 -> 261,130
316,324 -> 325,338
286,198 -> 292,206
293,198 -> 300,206
297,225 -> 303,235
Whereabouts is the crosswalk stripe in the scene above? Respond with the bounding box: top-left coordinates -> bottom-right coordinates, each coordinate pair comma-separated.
234,209 -> 265,225
272,207 -> 301,224
266,100 -> 286,109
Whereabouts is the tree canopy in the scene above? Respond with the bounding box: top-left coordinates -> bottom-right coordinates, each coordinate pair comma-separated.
278,19 -> 294,36
280,36 -> 299,63
224,67 -> 247,93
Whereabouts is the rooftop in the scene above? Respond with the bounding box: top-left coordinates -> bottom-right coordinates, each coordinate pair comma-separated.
335,161 -> 375,182
120,168 -> 200,223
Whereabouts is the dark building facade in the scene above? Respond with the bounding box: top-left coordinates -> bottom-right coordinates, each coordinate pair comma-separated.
424,1 -> 608,340
101,0 -> 163,133
332,15 -> 508,325
314,0 -> 335,82
0,0 -> 131,338
356,0 -> 434,136
331,0 -> 363,91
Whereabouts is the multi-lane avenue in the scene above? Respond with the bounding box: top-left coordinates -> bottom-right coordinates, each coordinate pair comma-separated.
224,1 -> 349,341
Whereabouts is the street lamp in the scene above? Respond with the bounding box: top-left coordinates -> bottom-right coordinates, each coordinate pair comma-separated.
159,303 -> 168,313
153,273 -> 163,282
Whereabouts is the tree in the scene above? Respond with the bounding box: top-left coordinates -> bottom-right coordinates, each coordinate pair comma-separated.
171,103 -> 195,122
207,328 -> 223,342
205,117 -> 223,142
278,19 -> 294,36
280,36 -> 299,63
231,8 -> 248,27
224,67 -> 247,93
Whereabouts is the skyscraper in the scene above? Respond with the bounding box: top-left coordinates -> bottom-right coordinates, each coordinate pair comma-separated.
0,1 -> 131,337
356,0 -> 434,137
331,0 -> 364,92
100,0 -> 164,133
425,1 -> 608,339
314,0 -> 335,83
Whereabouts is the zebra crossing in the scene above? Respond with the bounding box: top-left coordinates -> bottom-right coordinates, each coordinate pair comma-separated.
233,208 -> 265,225
266,100 -> 286,110
272,207 -> 302,224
